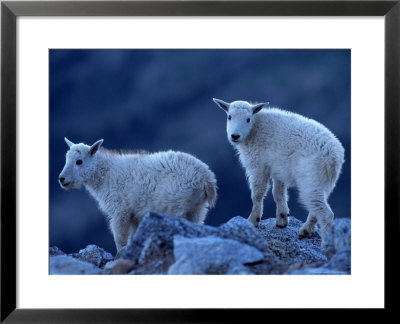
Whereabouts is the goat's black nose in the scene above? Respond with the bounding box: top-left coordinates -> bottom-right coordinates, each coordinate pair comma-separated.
59,177 -> 65,183
231,134 -> 240,140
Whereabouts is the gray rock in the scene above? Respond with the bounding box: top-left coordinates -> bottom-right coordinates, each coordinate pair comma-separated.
217,216 -> 286,273
122,212 -> 285,274
104,260 -> 119,272
258,217 -> 327,265
135,233 -> 175,274
325,247 -> 351,273
122,211 -> 220,263
281,218 -> 351,274
71,244 -> 113,268
50,212 -> 350,275
49,246 -> 65,256
323,218 -> 351,258
288,267 -> 348,275
227,266 -> 254,275
124,213 -> 277,256
218,216 -> 270,252
168,235 -> 264,275
50,255 -> 104,275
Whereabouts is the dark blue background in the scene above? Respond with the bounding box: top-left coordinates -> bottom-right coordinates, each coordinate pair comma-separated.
50,49 -> 351,255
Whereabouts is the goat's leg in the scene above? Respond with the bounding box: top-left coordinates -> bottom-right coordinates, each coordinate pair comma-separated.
299,190 -> 334,244
299,213 -> 318,238
247,167 -> 270,227
111,213 -> 133,257
272,178 -> 290,228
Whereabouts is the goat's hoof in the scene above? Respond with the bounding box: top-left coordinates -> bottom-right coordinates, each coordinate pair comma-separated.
114,246 -> 127,260
298,232 -> 308,239
248,216 -> 261,227
276,213 -> 289,228
299,228 -> 313,239
111,259 -> 137,274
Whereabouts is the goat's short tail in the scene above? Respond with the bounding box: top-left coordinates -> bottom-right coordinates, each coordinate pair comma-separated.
322,153 -> 344,190
204,180 -> 217,208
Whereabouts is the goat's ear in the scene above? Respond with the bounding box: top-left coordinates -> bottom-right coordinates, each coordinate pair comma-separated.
90,139 -> 103,156
213,98 -> 230,112
64,137 -> 74,148
252,102 -> 269,115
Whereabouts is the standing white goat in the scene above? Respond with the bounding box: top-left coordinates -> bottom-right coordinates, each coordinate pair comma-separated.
213,99 -> 344,242
59,138 -> 217,254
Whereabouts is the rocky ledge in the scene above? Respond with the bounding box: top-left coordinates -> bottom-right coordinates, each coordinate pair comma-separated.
50,212 -> 351,275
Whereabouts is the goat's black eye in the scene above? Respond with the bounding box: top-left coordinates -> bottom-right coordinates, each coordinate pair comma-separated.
247,118 -> 250,123
76,159 -> 83,165
228,115 -> 232,120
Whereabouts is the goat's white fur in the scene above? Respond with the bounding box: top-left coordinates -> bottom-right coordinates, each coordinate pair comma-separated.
214,99 -> 344,242
59,139 -> 217,253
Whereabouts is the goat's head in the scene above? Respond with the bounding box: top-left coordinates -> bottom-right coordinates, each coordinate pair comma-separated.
59,138 -> 103,190
213,99 -> 268,144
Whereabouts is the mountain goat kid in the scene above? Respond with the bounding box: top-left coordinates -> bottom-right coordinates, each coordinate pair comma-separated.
213,99 -> 344,243
59,138 -> 217,254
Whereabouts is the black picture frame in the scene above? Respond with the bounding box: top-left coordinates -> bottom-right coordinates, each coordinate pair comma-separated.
1,0 -> 398,322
